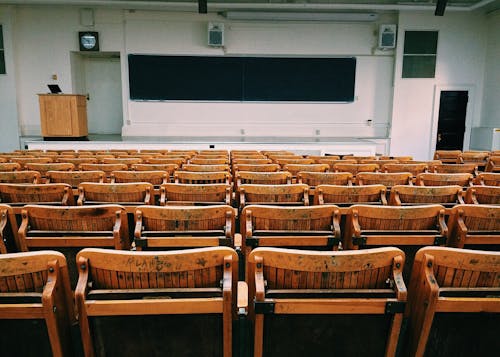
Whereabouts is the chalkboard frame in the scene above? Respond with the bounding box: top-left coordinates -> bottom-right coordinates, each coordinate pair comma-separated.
128,54 -> 356,103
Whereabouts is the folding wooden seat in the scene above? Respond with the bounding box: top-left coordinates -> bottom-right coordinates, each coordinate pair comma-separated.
10,156 -> 53,168
240,205 -> 342,260
474,172 -> 500,186
160,183 -> 231,205
314,184 -> 387,206
46,170 -> 105,187
0,183 -> 74,206
245,247 -> 407,357
198,150 -> 228,155
382,163 -> 428,177
134,205 -> 236,250
0,158 -> 6,163
406,247 -> 500,357
238,184 -> 309,211
37,152 -> 59,158
360,159 -> 399,166
0,251 -> 74,357
146,157 -> 186,166
94,154 -> 116,161
297,171 -> 353,187
0,204 -> 18,253
102,157 -> 143,168
139,149 -> 169,154
400,160 -> 442,167
433,150 -> 462,163
332,163 -> 379,175
175,171 -> 231,185
232,164 -> 280,175
356,172 -> 413,187
432,163 -> 478,176
24,163 -> 74,179
306,155 -> 340,162
460,151 -> 489,167
317,158 -> 356,170
348,155 -> 378,162
389,185 -> 464,207
132,163 -> 178,176
168,149 -> 198,156
276,158 -> 315,166
446,204 -> 500,248
379,155 -> 413,161
281,163 -> 329,178
231,158 -> 272,165
268,155 -> 303,163
236,171 -> 291,188
262,151 -> 294,157
344,205 -> 447,279
117,153 -> 155,160
182,164 -> 230,172
190,157 -> 229,165
78,182 -> 155,207
193,154 -> 229,160
80,163 -> 128,177
0,162 -> 21,172
485,155 -> 500,172
55,157 -> 98,167
110,170 -> 169,186
464,185 -> 500,204
416,172 -> 473,187
0,170 -> 41,184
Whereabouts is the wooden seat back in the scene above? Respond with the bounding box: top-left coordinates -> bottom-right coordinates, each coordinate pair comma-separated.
102,157 -> 143,167
181,164 -> 230,172
241,205 -> 341,257
0,170 -> 41,184
485,155 -> 500,172
276,158 -> 315,166
24,163 -> 74,178
389,185 -> 464,207
232,164 -> 280,177
78,182 -> 155,206
80,163 -> 128,177
356,172 -> 413,187
433,150 -> 462,163
407,247 -> 500,357
110,170 -> 169,185
416,172 -> 473,187
447,204 -> 500,248
131,163 -> 178,175
55,157 -> 98,167
0,183 -> 74,206
75,247 -> 237,357
236,171 -> 291,187
231,158 -> 271,165
282,163 -> 329,177
0,251 -> 74,357
465,185 -> 500,204
0,204 -> 18,253
432,163 -> 478,175
134,205 -> 235,250
9,157 -> 53,167
46,170 -> 105,187
314,184 -> 387,206
0,162 -> 21,171
146,157 -> 186,166
332,163 -> 379,175
297,171 -> 353,187
306,155 -> 340,162
160,183 -> 231,205
238,184 -> 309,211
460,151 -> 489,165
190,158 -> 229,165
247,247 -> 406,357
382,163 -> 428,176
474,172 -> 500,186
174,171 -> 231,185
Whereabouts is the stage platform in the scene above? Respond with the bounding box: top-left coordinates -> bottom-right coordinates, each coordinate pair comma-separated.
22,135 -> 390,156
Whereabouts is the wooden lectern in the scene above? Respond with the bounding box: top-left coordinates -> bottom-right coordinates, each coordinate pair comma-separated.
38,94 -> 88,139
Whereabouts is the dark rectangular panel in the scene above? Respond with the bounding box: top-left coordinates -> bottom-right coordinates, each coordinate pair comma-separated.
402,56 -> 436,78
0,51 -> 5,75
0,25 -> 4,49
404,31 -> 438,54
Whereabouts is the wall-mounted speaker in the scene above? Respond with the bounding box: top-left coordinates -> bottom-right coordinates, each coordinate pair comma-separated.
378,24 -> 397,49
208,22 -> 224,47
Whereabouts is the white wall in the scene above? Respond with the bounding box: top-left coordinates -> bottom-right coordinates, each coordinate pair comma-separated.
0,6 -> 21,151
390,11 -> 487,160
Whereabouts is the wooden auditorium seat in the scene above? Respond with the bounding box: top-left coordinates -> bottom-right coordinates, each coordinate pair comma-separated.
446,204 -> 500,249
474,172 -> 500,186
432,163 -> 478,176
355,172 -> 413,188
236,171 -> 291,187
76,247 -> 238,357
245,247 -> 407,357
110,170 -> 169,186
389,185 -> 464,207
416,173 -> 473,187
160,183 -> 231,206
102,157 -> 143,167
433,150 -> 462,163
281,163 -> 329,179
181,164 -> 230,172
382,163 -> 429,177
464,185 -> 500,204
0,204 -> 18,253
80,163 -> 128,178
146,157 -> 186,166
190,157 -> 229,165
77,182 -> 155,208
0,251 -> 74,357
297,171 -> 353,187
0,170 -> 41,184
332,163 -> 379,175
46,170 -> 105,187
238,184 -> 309,211
175,171 -> 231,185
406,247 -> 500,357
134,205 -> 236,250
24,162 -> 74,178
485,155 -> 500,172
0,183 -> 74,207
0,162 -> 22,171
313,184 -> 387,206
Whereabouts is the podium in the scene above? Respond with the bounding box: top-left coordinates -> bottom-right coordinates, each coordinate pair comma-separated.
38,94 -> 88,139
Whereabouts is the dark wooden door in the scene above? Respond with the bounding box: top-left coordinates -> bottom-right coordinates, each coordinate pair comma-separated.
436,91 -> 468,150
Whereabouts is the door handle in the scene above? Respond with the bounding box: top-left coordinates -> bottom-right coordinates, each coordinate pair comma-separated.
437,133 -> 442,142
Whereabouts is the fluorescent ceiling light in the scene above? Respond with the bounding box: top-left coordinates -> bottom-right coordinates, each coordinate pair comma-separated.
223,11 -> 379,22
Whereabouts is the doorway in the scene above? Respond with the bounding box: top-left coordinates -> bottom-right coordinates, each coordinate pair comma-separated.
71,52 -> 123,135
435,91 -> 468,150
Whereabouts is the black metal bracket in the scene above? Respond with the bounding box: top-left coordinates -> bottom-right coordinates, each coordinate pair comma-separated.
352,236 -> 367,246
327,237 -> 341,247
246,237 -> 259,248
134,238 -> 147,248
254,300 -> 275,314
434,236 -> 447,246
385,301 -> 406,314
218,238 -> 232,247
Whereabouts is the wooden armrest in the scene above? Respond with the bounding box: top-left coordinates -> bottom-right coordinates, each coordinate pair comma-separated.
234,233 -> 242,249
238,281 -> 248,314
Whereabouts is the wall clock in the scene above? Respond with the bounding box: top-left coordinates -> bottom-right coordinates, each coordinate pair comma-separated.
79,31 -> 99,52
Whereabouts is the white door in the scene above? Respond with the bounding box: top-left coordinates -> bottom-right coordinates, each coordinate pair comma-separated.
84,56 -> 123,134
